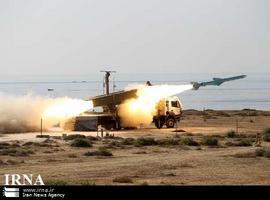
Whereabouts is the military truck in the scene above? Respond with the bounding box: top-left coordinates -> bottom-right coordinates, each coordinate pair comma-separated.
153,95 -> 182,129
69,94 -> 182,131
68,71 -> 182,131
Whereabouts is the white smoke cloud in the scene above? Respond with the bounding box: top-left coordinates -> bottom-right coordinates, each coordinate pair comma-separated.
0,93 -> 92,133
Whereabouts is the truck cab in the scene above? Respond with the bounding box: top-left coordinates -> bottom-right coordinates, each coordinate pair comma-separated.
153,96 -> 182,129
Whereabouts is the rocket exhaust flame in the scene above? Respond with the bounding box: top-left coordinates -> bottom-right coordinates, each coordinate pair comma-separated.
118,84 -> 193,127
42,98 -> 93,119
0,93 -> 93,133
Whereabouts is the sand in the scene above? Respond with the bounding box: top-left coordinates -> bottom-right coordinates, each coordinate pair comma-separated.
0,110 -> 270,185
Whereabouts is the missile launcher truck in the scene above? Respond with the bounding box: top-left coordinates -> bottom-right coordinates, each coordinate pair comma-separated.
68,72 -> 246,131
69,71 -> 183,131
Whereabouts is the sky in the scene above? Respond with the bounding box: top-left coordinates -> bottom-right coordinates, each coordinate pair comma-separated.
0,0 -> 269,80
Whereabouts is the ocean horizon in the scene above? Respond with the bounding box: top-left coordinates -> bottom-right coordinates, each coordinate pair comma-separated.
0,73 -> 269,110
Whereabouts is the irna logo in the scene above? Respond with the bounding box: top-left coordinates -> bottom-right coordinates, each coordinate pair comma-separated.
4,174 -> 44,186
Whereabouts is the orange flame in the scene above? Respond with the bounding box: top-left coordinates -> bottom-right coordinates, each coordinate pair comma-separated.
118,84 -> 192,127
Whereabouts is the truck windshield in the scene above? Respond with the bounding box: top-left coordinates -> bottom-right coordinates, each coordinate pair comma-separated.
171,101 -> 180,108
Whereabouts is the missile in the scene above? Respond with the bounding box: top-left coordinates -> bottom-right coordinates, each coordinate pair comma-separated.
191,75 -> 246,90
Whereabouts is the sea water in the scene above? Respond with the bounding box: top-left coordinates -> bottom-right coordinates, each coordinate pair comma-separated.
0,73 -> 269,110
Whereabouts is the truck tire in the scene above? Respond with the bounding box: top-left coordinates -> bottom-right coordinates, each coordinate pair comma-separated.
154,119 -> 164,129
166,118 -> 175,128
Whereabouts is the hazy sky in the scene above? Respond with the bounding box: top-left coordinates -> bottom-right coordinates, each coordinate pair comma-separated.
0,0 -> 269,79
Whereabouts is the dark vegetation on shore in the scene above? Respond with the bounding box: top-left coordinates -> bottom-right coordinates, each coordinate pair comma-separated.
1,126 -> 270,163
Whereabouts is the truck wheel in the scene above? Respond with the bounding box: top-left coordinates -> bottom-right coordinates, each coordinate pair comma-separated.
154,119 -> 164,129
166,118 -> 175,128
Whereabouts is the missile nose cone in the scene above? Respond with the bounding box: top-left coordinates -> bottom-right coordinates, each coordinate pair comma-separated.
191,82 -> 200,90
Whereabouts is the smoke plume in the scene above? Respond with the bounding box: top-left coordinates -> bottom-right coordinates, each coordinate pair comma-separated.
0,93 -> 92,133
118,84 -> 192,127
